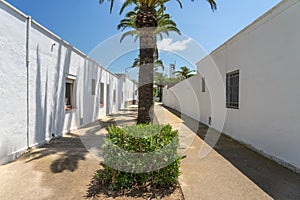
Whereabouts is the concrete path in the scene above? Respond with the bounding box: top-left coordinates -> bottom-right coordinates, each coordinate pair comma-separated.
0,107 -> 137,200
154,104 -> 300,200
0,133 -> 100,200
0,104 -> 299,200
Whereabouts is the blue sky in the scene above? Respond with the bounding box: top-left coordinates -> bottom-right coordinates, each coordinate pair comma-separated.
6,0 -> 282,76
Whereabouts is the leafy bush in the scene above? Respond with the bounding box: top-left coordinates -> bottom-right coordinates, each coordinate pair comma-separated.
98,124 -> 183,190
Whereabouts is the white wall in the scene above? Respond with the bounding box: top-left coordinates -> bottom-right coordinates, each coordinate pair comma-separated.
124,75 -> 138,104
117,74 -> 138,110
0,2 -> 27,164
0,1 -> 135,165
163,0 -> 300,171
163,75 -> 211,125
27,19 -> 121,143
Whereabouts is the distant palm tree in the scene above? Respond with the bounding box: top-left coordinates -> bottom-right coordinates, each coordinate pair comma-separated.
99,0 -> 217,124
154,71 -> 167,102
174,66 -> 195,80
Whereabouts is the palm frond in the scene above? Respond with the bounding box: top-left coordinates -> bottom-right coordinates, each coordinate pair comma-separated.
176,0 -> 183,8
120,30 -> 139,43
120,0 -> 138,14
206,0 -> 217,11
191,0 -> 217,11
99,0 -> 115,13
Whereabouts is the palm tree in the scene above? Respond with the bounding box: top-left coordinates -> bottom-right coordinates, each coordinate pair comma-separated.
174,66 -> 195,80
99,0 -> 217,124
118,5 -> 180,72
117,2 -> 181,123
127,6 -> 180,71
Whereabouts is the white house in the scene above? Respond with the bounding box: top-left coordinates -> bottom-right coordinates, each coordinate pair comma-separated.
163,0 -> 300,172
0,1 -> 137,165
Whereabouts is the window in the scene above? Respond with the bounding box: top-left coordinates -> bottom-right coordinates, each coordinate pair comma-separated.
226,70 -> 239,109
100,82 -> 104,108
113,89 -> 116,104
65,78 -> 75,110
91,79 -> 96,95
202,77 -> 206,92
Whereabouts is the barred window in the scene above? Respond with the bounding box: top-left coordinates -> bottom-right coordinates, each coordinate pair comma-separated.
226,70 -> 239,109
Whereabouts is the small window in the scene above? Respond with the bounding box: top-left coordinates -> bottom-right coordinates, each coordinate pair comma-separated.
91,79 -> 96,95
100,82 -> 104,108
65,78 -> 75,110
202,77 -> 205,92
226,70 -> 239,109
113,89 -> 116,104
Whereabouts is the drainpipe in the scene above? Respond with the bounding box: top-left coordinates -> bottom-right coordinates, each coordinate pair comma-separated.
26,16 -> 31,149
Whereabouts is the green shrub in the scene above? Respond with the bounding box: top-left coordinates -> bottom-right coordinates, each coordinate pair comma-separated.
99,124 -> 183,190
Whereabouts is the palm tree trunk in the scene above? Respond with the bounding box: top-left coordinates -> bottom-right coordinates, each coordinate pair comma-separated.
136,4 -> 157,124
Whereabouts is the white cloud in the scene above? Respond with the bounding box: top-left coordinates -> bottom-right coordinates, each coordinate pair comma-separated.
157,38 -> 192,52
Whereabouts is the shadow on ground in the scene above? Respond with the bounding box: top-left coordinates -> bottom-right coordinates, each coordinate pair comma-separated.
23,133 -> 87,173
164,106 -> 300,200
85,169 -> 181,200
22,117 -> 116,174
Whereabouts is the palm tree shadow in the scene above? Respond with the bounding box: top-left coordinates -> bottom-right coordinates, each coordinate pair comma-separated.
22,133 -> 88,173
20,108 -> 135,175
50,152 -> 86,173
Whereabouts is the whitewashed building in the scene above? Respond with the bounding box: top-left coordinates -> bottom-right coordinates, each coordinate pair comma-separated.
0,1 -> 137,164
117,74 -> 138,110
163,0 -> 300,172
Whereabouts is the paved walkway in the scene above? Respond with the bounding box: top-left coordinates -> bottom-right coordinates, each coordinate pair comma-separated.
0,108 -> 138,200
0,133 -> 100,200
154,105 -> 300,200
0,104 -> 299,200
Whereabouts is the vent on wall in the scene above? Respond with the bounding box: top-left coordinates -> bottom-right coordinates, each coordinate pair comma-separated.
208,116 -> 212,125
80,118 -> 84,125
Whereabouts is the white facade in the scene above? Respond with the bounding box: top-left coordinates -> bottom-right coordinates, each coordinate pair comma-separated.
117,74 -> 138,110
0,1 -> 137,165
163,0 -> 300,172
